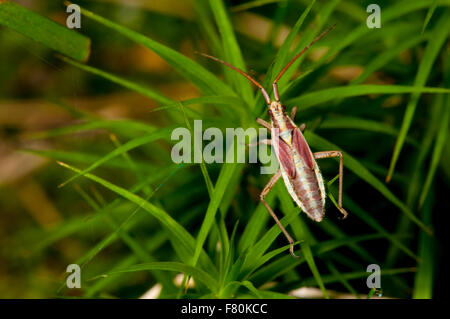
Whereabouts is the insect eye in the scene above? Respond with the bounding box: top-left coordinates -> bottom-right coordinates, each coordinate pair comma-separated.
267,109 -> 272,116
281,105 -> 286,111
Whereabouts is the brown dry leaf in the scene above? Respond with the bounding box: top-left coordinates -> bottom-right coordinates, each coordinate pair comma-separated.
234,12 -> 291,47
329,66 -> 364,83
15,178 -> 62,229
0,142 -> 49,185
382,95 -> 403,108
127,45 -> 171,73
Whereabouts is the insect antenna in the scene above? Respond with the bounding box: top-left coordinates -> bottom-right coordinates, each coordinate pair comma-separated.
272,24 -> 336,101
196,52 -> 271,105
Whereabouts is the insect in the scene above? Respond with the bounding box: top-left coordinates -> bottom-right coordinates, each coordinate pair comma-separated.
199,24 -> 347,257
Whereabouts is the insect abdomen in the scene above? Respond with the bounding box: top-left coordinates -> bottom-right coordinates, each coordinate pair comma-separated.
290,151 -> 325,222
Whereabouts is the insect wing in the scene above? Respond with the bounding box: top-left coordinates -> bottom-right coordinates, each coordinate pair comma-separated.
272,128 -> 296,178
292,128 -> 314,170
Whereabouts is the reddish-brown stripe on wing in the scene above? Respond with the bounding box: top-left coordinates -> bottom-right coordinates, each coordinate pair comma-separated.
293,129 -> 314,170
278,137 -> 296,178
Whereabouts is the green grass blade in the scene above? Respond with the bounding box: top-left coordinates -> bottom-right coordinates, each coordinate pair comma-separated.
61,57 -> 173,105
413,187 -> 435,298
344,196 -> 419,261
311,0 -> 450,75
58,126 -> 175,187
274,0 -> 340,97
23,149 -> 152,173
191,163 -> 243,266
242,211 -> 298,272
421,0 -> 438,34
29,119 -> 156,139
319,116 -> 419,147
306,132 -> 433,234
77,5 -> 234,96
386,11 -> 450,182
225,280 -> 264,298
351,35 -> 427,85
231,0 -> 285,12
287,85 -> 450,110
325,260 -> 359,298
418,95 -> 450,208
250,234 -> 383,284
209,0 -> 254,105
0,0 -> 90,61
271,0 -> 316,83
317,219 -> 377,264
238,192 -> 274,253
153,95 -> 248,115
93,262 -> 219,292
276,183 -> 329,298
57,161 -> 217,273
300,267 -> 416,286
28,167 -> 177,254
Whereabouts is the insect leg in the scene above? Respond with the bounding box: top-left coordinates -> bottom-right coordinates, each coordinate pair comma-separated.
289,107 -> 306,131
256,118 -> 271,130
260,170 -> 299,258
299,123 -> 306,132
290,106 -> 297,120
247,139 -> 271,148
313,151 -> 348,219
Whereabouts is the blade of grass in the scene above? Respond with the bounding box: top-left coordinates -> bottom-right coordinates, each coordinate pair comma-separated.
60,56 -> 173,105
269,0 -> 340,102
276,182 -> 329,298
325,259 -> 360,298
231,0 -> 285,12
286,85 -> 450,110
56,164 -> 184,294
319,116 -> 419,147
29,118 -> 157,139
384,93 -> 444,267
351,35 -> 428,85
23,149 -> 153,173
421,0 -> 438,34
84,204 -> 206,298
209,0 -> 254,106
344,195 -> 419,261
56,161 -> 217,273
0,0 -> 90,61
58,126 -> 175,187
386,11 -> 450,182
191,163 -> 243,267
250,234 -> 384,284
299,267 -> 416,286
92,262 -> 219,293
74,3 -> 235,96
305,131 -> 433,235
271,0 -> 316,81
242,206 -> 299,271
305,0 -> 450,79
238,191 -> 274,253
73,184 -> 176,293
413,185 -> 435,298
418,95 -> 450,208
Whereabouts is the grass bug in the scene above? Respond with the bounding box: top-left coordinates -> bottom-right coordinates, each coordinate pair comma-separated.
199,24 -> 348,258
